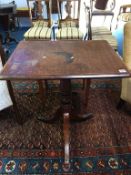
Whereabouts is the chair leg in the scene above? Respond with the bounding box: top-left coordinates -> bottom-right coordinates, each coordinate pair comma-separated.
7,80 -> 23,124
117,98 -> 125,109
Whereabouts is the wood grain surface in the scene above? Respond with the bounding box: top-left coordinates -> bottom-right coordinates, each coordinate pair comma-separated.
0,40 -> 130,80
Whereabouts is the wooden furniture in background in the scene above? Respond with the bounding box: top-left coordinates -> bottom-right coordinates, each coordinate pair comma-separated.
15,7 -> 33,28
24,0 -> 53,99
84,2 -> 117,51
116,4 -> 131,28
90,0 -> 115,30
24,0 -> 52,40
0,2 -> 17,45
0,40 -> 130,170
56,0 -> 83,40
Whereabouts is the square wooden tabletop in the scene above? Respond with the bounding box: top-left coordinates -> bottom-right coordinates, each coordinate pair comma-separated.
0,40 -> 130,80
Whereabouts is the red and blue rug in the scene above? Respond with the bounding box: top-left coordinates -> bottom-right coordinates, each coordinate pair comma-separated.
0,147 -> 131,174
0,80 -> 131,174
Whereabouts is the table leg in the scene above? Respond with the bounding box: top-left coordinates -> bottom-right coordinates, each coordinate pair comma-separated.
38,80 -> 47,104
60,79 -> 71,170
63,113 -> 70,171
37,84 -> 60,123
60,79 -> 72,114
84,79 -> 91,107
60,79 -> 92,167
37,78 -> 92,166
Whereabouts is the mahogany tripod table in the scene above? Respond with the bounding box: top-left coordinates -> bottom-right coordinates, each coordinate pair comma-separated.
0,40 -> 130,170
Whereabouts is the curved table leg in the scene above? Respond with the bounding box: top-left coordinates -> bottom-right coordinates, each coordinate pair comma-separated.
37,78 -> 93,165
60,79 -> 92,166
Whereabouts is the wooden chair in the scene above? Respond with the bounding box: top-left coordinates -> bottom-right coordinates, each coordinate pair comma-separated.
90,0 -> 115,30
0,43 -> 23,124
56,0 -> 84,40
24,0 -> 53,98
55,0 -> 90,105
84,1 -> 117,51
116,4 -> 131,28
24,0 -> 53,40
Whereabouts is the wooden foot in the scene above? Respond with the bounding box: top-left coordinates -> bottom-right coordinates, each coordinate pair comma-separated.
71,112 -> 93,122
117,98 -> 125,109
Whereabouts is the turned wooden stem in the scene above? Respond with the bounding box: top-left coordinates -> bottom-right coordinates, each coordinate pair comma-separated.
63,112 -> 70,165
84,79 -> 91,107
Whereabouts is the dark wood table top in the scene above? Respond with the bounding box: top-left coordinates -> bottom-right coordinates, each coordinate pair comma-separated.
0,40 -> 130,80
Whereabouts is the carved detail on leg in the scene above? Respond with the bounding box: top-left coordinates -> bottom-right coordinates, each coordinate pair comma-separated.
84,79 -> 91,107
38,80 -> 45,104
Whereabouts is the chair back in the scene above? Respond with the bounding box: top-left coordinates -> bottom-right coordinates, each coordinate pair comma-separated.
57,0 -> 81,28
84,3 -> 92,40
89,0 -> 115,30
91,0 -> 115,11
95,0 -> 108,10
26,0 -> 52,27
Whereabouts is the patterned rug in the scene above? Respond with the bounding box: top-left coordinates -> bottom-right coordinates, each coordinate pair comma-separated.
0,80 -> 131,174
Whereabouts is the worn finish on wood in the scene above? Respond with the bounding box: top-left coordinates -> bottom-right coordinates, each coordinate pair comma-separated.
0,40 -> 130,80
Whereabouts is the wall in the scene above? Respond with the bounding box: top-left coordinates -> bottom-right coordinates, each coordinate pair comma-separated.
1,0 -> 131,28
1,0 -> 131,9
0,0 -> 28,27
0,0 -> 27,7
